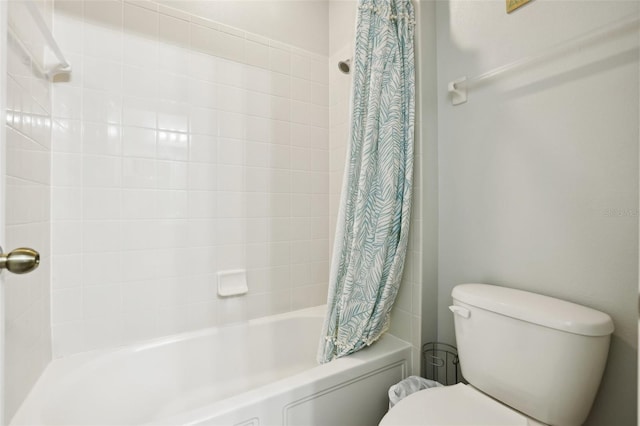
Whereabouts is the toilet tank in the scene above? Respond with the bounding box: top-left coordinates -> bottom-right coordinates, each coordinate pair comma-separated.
451,284 -> 614,426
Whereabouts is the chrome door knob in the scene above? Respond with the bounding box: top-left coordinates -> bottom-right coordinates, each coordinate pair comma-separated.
0,247 -> 40,274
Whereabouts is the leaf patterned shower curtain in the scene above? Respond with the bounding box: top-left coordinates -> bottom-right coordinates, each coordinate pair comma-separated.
318,0 -> 415,363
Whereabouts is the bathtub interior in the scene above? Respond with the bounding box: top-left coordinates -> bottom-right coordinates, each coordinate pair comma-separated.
35,313 -> 323,425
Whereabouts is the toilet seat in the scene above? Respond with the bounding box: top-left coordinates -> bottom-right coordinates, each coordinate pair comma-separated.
379,383 -> 546,426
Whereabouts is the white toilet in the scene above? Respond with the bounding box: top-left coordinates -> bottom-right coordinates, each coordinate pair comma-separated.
380,283 -> 614,426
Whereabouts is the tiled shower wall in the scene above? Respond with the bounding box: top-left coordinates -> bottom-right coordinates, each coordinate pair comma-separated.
50,0 -> 330,357
4,1 -> 53,420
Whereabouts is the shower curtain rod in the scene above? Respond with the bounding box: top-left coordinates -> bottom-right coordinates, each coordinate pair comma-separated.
448,14 -> 639,106
8,0 -> 71,80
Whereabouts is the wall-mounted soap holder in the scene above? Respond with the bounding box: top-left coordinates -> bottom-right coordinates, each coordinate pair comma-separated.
217,270 -> 248,297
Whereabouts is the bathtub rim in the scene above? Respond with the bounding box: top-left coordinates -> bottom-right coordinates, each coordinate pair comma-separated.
153,331 -> 411,425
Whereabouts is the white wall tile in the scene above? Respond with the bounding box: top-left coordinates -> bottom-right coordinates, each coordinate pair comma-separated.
217,85 -> 246,114
51,187 -> 82,220
157,130 -> 188,160
218,112 -> 246,139
217,138 -> 244,166
52,86 -> 82,119
188,162 -> 217,190
188,191 -> 216,218
187,219 -> 216,246
291,54 -> 312,80
83,89 -> 122,124
82,123 -> 122,156
82,189 -> 120,221
216,58 -> 244,87
211,31 -> 245,63
190,23 -> 216,56
244,66 -> 270,93
83,221 -> 122,252
270,120 -> 291,145
310,59 -> 329,85
291,78 -> 311,102
215,192 -> 244,218
246,193 -> 269,218
51,152 -> 82,186
158,72 -> 189,103
189,134 -> 216,163
269,48 -> 291,75
121,189 -> 156,219
185,79 -> 219,108
123,157 -> 156,188
156,190 -> 188,218
189,106 -> 218,135
51,288 -> 82,324
52,322 -> 84,358
311,83 -> 329,107
216,219 -> 246,245
83,57 -> 122,92
157,101 -> 189,132
270,72 -> 291,98
121,311 -> 158,344
159,12 -> 190,48
122,280 -> 160,313
187,301 -> 218,329
123,65 -> 158,99
245,116 -> 271,143
270,97 -> 290,122
158,44 -> 190,75
52,255 -> 83,290
216,244 -> 245,270
123,96 -> 157,128
83,155 -> 122,188
122,126 -> 156,158
82,317 -> 122,351
188,52 -> 216,82
245,141 -> 268,168
52,222 -> 82,255
121,250 -> 162,282
154,160 -> 187,190
246,91 -> 270,118
52,119 -> 82,153
290,101 -> 311,125
83,251 -> 122,286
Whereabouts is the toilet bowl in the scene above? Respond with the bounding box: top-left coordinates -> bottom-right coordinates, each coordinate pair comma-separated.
380,383 -> 545,426
379,284 -> 614,426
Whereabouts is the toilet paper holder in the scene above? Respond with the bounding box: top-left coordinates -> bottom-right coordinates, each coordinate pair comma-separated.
422,342 -> 464,386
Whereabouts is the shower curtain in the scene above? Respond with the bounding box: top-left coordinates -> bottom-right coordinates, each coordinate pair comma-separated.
318,0 -> 415,363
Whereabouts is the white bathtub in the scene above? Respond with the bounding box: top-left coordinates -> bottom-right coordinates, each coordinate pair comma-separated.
12,306 -> 412,426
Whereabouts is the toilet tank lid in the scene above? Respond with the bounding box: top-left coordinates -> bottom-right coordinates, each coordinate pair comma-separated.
452,284 -> 614,337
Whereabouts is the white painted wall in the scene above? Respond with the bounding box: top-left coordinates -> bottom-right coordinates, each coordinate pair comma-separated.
328,0 -> 356,55
436,1 -> 639,423
416,0 -> 439,356
158,0 -> 329,55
